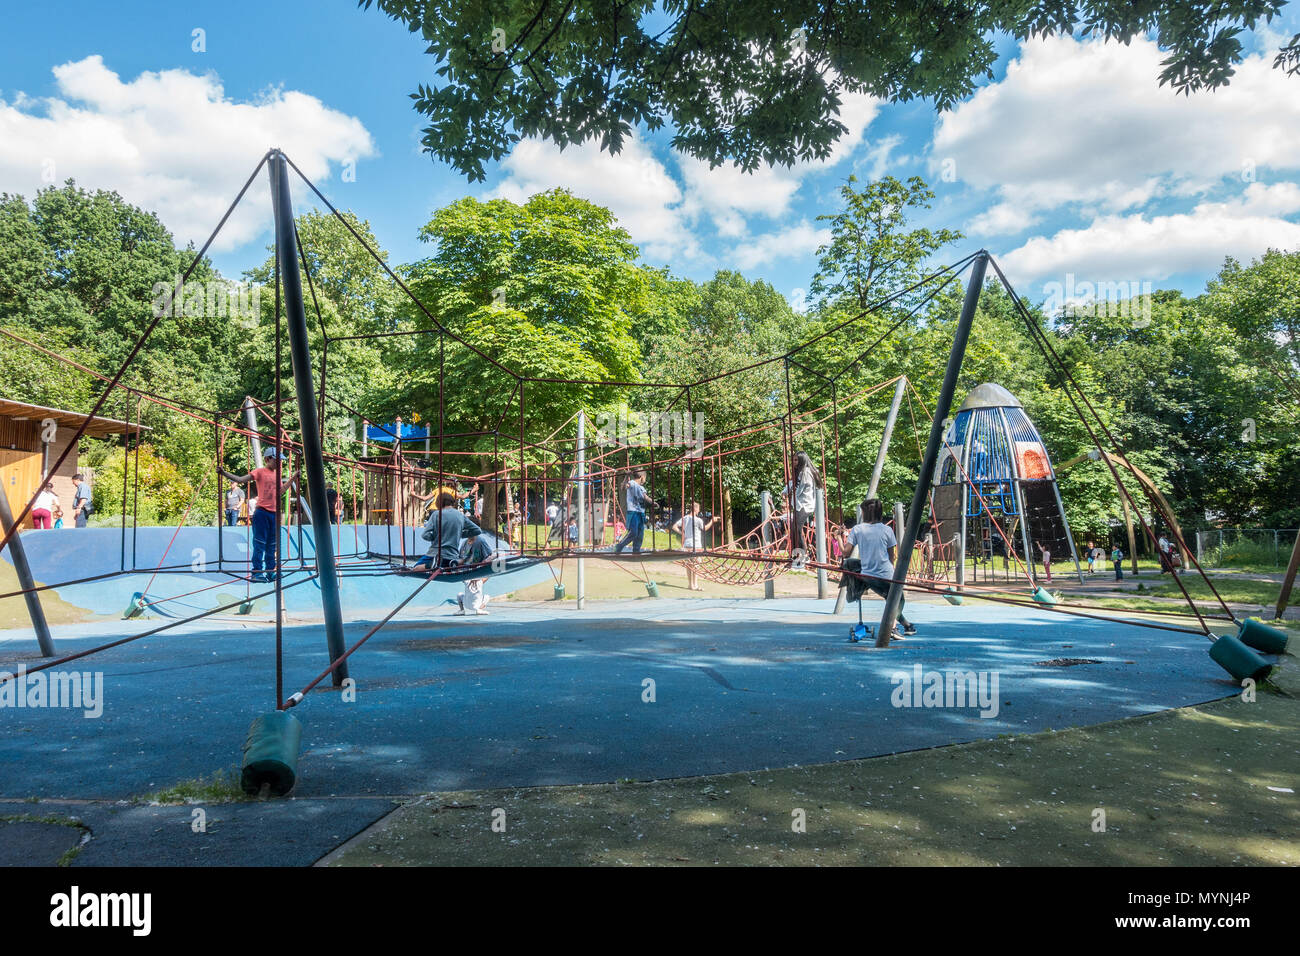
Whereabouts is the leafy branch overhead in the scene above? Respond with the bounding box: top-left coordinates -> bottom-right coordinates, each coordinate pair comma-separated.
360,0 -> 1300,181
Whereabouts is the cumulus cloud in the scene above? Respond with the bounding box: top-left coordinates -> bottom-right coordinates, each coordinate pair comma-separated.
489,89 -> 885,270
934,34 -> 1300,232
1002,183 -> 1300,287
490,133 -> 704,265
0,56 -> 375,252
731,221 -> 831,270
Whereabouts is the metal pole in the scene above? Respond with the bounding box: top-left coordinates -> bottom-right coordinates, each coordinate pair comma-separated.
0,492 -> 55,657
269,150 -> 348,685
879,252 -> 987,645
760,490 -> 774,600
1275,529 -> 1300,620
577,410 -> 586,610
868,375 -> 907,498
814,487 -> 827,599
243,397 -> 264,468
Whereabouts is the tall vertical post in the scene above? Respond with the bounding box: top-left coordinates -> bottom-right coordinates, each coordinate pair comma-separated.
243,397 -> 264,468
814,487 -> 827,598
0,492 -> 54,657
879,252 -> 987,645
868,375 -> 907,498
760,490 -> 774,600
577,410 -> 586,610
269,150 -> 348,685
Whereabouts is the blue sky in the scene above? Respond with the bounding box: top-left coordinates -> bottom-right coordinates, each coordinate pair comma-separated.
2,2 -> 1299,312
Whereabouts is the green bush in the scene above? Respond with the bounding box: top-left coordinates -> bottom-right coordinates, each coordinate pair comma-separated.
92,445 -> 197,526
1207,538 -> 1278,568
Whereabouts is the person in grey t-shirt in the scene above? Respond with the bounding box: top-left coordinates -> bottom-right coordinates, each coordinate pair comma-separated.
72,473 -> 93,528
841,497 -> 917,637
416,492 -> 485,569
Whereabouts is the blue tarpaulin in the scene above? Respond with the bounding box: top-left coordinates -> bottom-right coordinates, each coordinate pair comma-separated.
366,421 -> 429,443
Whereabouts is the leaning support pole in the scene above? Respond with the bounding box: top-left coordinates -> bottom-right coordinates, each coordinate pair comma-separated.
838,375 -> 907,615
868,375 -> 907,498
0,492 -> 55,657
243,397 -> 264,468
270,150 -> 348,685
879,252 -> 988,646
1276,530 -> 1300,621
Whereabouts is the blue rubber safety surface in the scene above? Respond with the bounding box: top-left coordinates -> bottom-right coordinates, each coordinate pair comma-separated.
0,598 -> 1250,805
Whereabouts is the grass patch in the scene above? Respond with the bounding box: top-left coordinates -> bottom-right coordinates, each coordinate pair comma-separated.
141,768 -> 249,805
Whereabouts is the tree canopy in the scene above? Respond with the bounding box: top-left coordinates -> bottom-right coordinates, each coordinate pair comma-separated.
360,0 -> 1300,181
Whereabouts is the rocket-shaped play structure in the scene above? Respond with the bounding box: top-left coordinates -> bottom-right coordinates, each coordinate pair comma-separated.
930,383 -> 1083,586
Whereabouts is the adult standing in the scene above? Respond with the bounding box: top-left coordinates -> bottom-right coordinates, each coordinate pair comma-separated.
672,501 -> 716,591
72,473 -> 93,528
790,451 -> 822,559
30,483 -> 59,529
219,447 -> 297,583
614,468 -> 655,554
224,482 -> 245,527
1157,533 -> 1172,573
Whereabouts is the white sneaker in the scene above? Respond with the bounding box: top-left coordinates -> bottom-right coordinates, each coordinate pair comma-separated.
475,608 -> 489,615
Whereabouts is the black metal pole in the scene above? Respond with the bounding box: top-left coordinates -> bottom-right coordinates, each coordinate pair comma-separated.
269,150 -> 348,684
0,492 -> 54,656
878,252 -> 988,645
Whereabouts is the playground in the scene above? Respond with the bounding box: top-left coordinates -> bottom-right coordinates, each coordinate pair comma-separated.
1,150 -> 1296,868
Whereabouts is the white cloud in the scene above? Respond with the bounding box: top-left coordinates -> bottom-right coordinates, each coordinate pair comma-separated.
491,133 -> 704,265
491,89 -> 883,269
731,221 -> 831,270
0,56 -> 375,253
934,34 -> 1300,233
1002,183 -> 1300,286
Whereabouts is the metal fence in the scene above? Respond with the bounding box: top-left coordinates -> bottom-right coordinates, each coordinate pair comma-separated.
1194,528 -> 1298,568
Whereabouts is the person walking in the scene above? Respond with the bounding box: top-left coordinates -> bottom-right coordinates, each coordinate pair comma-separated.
219,448 -> 298,583
72,474 -> 93,528
614,468 -> 655,554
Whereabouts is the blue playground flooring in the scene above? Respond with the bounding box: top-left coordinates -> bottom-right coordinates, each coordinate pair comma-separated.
0,597 -> 1246,804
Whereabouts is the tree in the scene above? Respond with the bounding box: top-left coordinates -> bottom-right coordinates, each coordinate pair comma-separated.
640,270 -> 806,534
361,0 -> 1300,181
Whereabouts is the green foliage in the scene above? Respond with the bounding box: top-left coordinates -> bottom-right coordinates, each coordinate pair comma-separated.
361,0 -> 1299,181
93,444 -> 198,527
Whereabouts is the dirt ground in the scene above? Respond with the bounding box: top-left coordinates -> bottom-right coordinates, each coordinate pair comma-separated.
321,646 -> 1297,867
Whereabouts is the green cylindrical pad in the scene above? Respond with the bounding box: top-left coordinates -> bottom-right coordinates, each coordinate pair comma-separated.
1238,618 -> 1289,654
241,710 -> 303,796
1209,633 -> 1273,683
